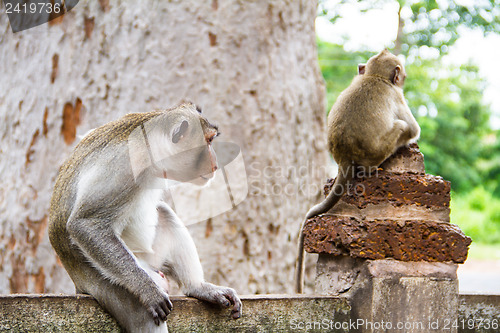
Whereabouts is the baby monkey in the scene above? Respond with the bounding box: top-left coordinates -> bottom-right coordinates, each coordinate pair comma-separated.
295,50 -> 421,293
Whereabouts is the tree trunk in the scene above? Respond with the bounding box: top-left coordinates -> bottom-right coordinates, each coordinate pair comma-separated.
394,4 -> 404,56
0,0 -> 325,295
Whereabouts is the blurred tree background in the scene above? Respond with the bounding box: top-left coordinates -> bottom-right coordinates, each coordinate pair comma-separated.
0,1 -> 326,295
316,0 -> 500,255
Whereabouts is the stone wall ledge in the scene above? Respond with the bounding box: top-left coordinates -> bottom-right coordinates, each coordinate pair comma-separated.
459,294 -> 500,333
0,294 -> 350,332
0,294 -> 499,332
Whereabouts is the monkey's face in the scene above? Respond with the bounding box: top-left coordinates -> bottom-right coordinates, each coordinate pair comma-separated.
157,104 -> 219,185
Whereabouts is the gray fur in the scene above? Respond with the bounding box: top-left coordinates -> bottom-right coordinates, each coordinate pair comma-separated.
49,103 -> 241,332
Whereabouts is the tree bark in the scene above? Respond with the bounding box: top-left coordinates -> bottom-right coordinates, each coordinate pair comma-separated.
0,0 -> 325,294
394,4 -> 404,56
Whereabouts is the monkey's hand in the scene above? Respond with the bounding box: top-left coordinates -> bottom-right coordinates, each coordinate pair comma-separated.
142,287 -> 173,326
187,282 -> 242,319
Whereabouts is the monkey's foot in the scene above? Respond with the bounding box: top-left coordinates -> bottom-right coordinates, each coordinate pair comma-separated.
187,282 -> 242,319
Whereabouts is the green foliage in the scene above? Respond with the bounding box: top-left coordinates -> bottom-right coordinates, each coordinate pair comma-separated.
478,133 -> 500,196
451,189 -> 500,244
405,59 -> 492,192
317,41 -> 372,108
403,0 -> 500,54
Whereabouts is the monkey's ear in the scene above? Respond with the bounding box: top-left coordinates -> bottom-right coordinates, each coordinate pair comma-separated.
393,65 -> 402,85
358,64 -> 366,75
172,120 -> 189,143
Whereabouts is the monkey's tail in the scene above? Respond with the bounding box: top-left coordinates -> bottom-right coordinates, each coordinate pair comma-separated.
295,230 -> 306,293
294,164 -> 354,294
305,164 -> 354,220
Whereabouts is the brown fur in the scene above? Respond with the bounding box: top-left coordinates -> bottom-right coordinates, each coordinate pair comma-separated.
295,50 -> 420,293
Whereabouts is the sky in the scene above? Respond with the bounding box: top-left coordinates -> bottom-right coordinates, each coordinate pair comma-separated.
315,1 -> 500,129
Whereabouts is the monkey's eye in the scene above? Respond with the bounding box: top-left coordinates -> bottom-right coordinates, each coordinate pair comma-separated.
172,120 -> 189,144
206,129 -> 219,143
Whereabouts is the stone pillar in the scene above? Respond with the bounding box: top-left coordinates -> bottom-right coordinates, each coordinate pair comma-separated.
304,144 -> 471,333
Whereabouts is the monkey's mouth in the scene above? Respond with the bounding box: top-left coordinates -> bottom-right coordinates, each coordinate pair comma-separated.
199,172 -> 216,181
199,171 -> 217,183
188,173 -> 215,186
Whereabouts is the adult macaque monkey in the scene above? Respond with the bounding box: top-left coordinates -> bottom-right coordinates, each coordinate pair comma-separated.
49,102 -> 241,333
295,50 -> 421,293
